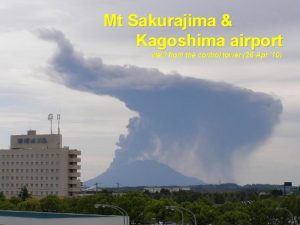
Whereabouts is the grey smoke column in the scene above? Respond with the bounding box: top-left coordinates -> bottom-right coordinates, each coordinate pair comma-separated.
38,29 -> 282,181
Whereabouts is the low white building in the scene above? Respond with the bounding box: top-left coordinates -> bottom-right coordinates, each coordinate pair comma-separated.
0,130 -> 81,197
144,187 -> 191,193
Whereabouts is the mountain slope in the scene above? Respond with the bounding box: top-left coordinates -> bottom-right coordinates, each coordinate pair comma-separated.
84,160 -> 204,187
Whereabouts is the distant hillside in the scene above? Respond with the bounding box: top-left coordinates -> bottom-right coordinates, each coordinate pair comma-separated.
84,160 -> 204,187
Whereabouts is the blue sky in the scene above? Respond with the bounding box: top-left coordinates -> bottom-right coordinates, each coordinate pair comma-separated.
0,0 -> 299,184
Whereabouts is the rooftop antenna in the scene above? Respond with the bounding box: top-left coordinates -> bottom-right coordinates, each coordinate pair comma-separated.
48,113 -> 53,134
57,114 -> 61,135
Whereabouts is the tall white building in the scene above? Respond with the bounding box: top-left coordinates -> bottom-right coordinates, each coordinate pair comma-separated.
0,130 -> 81,197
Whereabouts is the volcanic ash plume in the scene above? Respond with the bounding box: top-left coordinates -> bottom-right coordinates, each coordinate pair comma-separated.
38,29 -> 282,182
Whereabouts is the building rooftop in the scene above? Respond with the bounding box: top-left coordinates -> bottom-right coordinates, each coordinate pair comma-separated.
10,130 -> 62,150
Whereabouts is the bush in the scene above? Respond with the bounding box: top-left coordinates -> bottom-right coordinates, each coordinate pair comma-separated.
17,198 -> 41,211
0,200 -> 16,210
40,195 -> 61,212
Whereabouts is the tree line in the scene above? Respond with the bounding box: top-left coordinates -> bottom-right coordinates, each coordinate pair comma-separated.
0,188 -> 299,225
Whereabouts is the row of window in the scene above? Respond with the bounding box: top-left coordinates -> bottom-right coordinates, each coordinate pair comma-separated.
1,168 -> 60,173
1,161 -> 59,165
17,137 -> 48,144
1,153 -> 60,159
1,176 -> 60,180
1,183 -> 59,188
1,190 -> 59,196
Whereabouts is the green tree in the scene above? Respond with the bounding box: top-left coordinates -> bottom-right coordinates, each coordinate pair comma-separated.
75,192 -> 113,214
40,195 -> 61,212
0,200 -> 15,210
144,198 -> 176,224
17,198 -> 41,211
18,186 -> 31,201
112,192 -> 150,225
9,196 -> 22,206
216,210 -> 252,225
247,199 -> 289,225
0,192 -> 6,201
281,196 -> 300,224
183,201 -> 216,225
214,193 -> 225,204
270,189 -> 283,197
